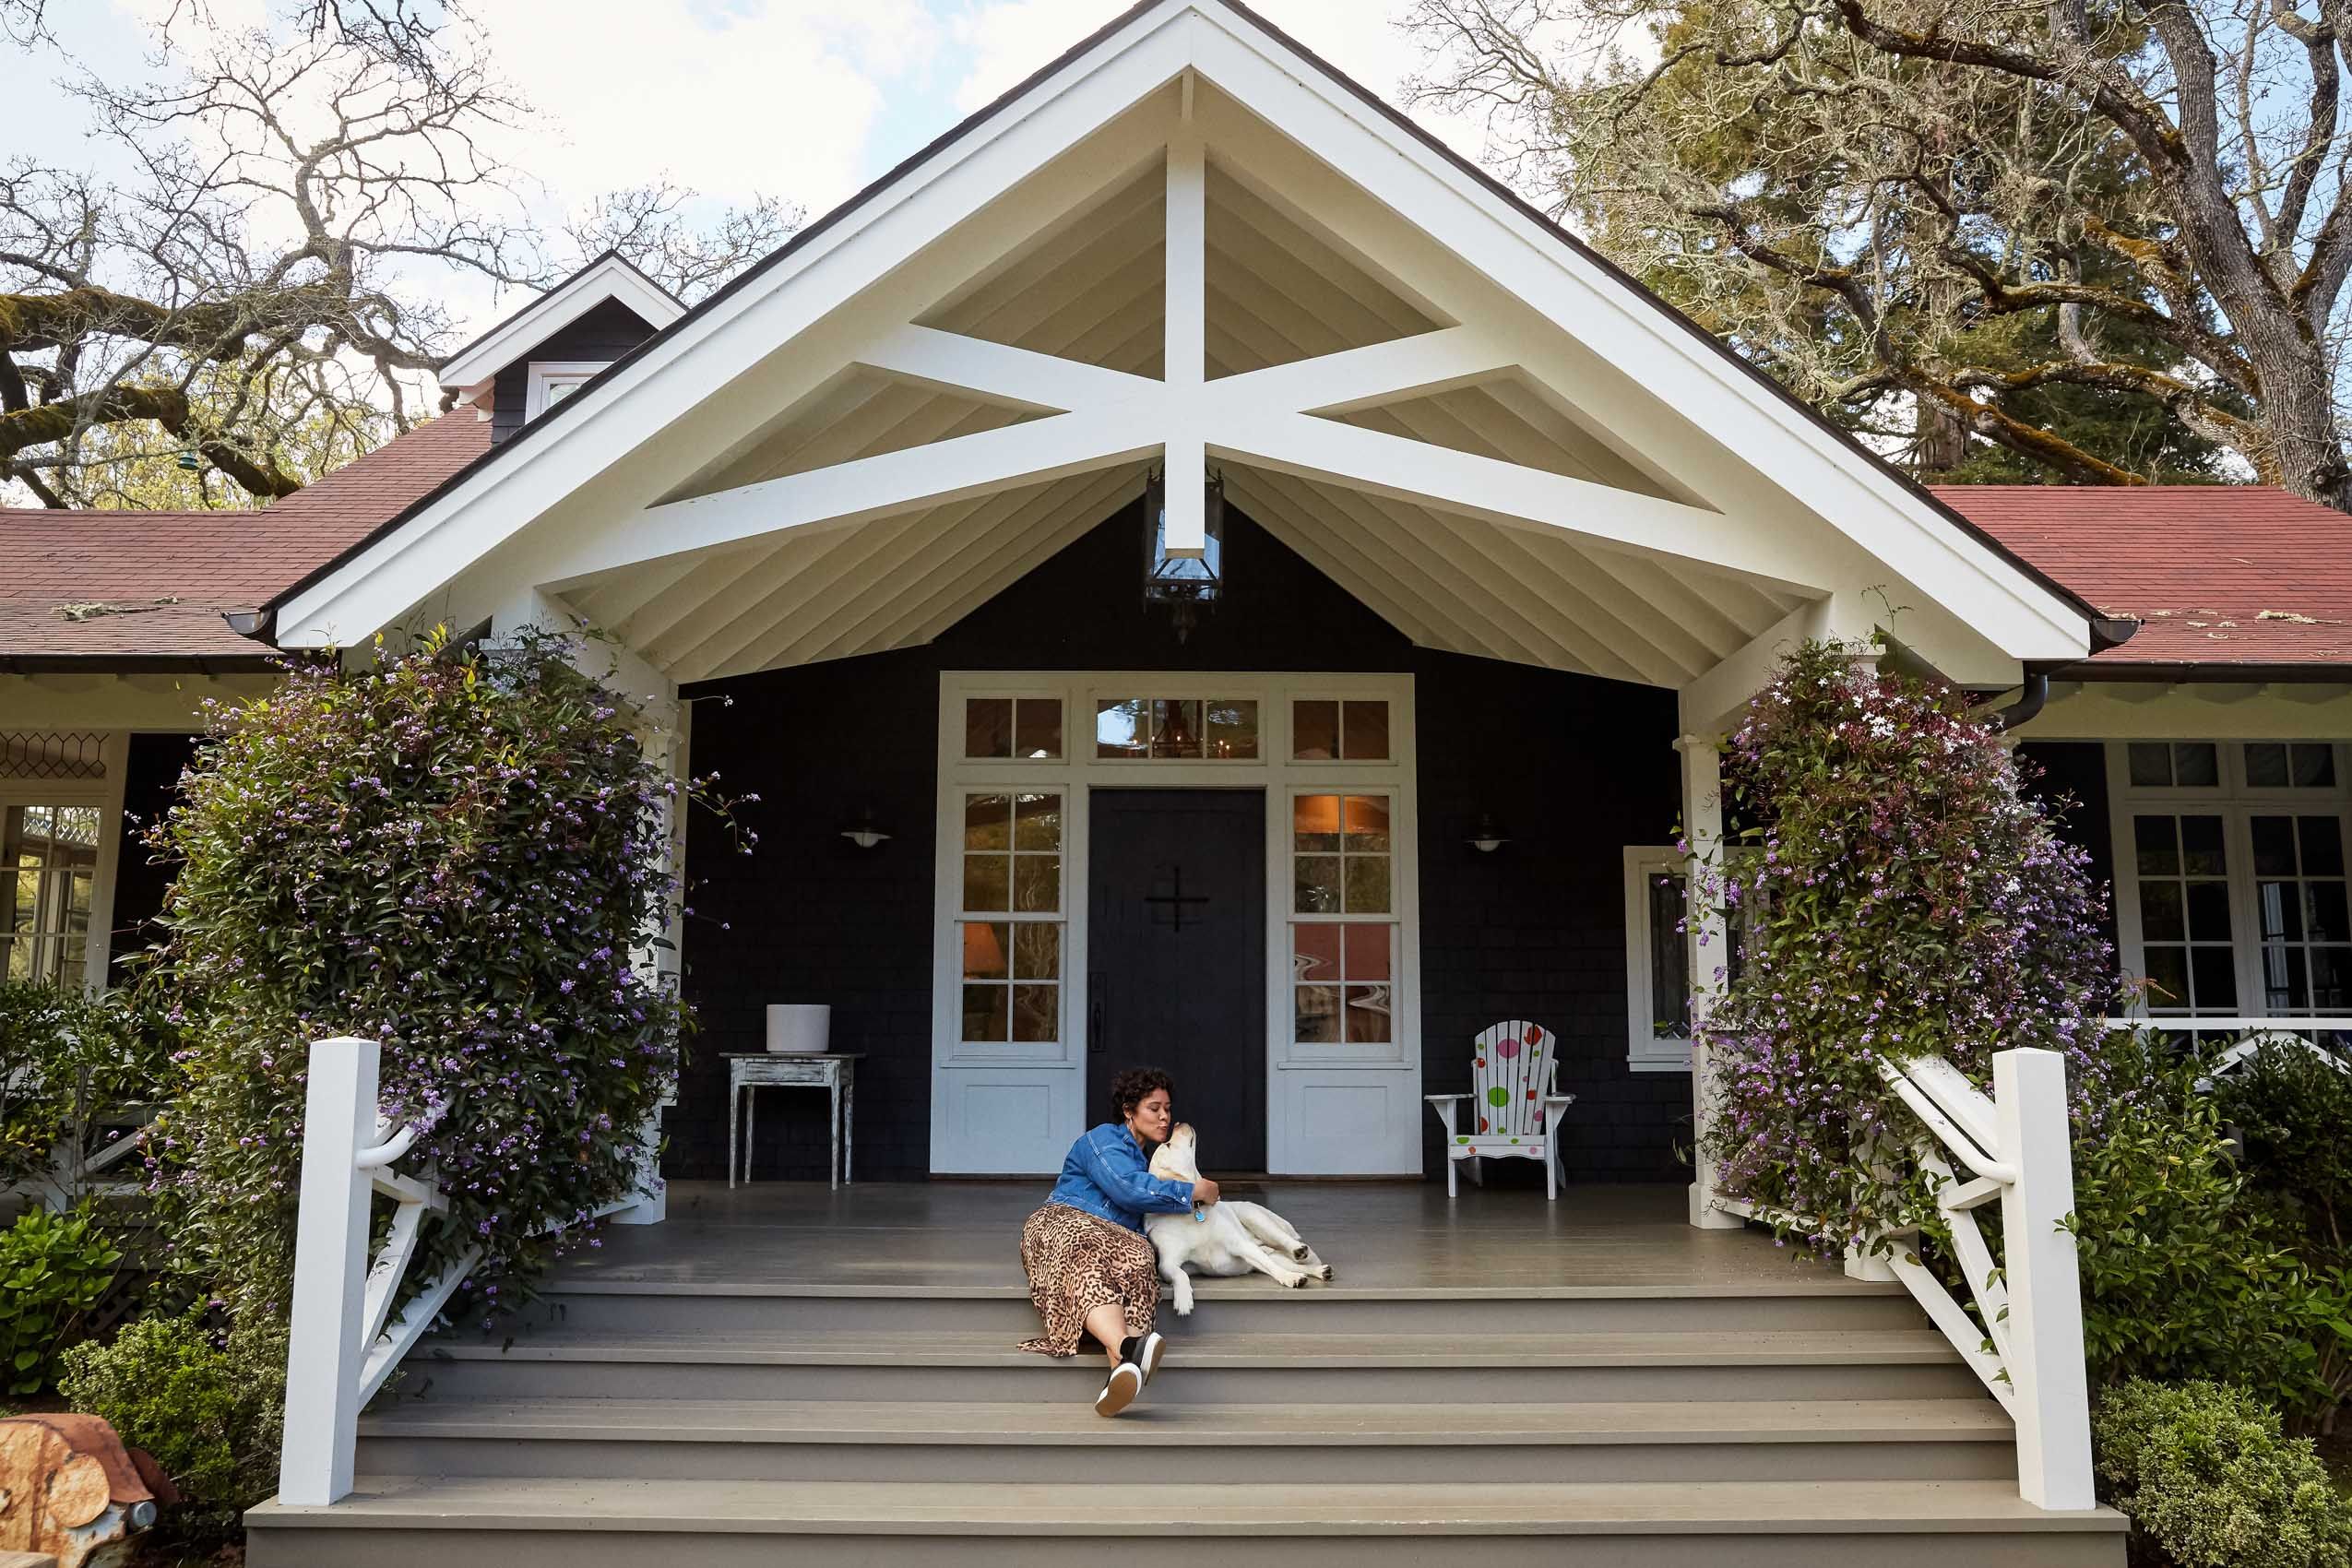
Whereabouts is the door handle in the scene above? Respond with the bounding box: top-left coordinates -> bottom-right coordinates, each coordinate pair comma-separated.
1089,971 -> 1105,1056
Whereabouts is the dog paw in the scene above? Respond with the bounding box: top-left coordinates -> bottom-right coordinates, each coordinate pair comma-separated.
1289,1245 -> 1312,1262
1280,1273 -> 1307,1289
1314,1265 -> 1334,1282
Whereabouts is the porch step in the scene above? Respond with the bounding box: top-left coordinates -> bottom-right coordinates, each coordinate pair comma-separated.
244,1477 -> 2126,1567
520,1278 -> 1928,1336
353,1395 -> 2018,1484
403,1325 -> 1989,1405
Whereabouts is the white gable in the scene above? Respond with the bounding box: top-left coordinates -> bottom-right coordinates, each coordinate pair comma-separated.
273,0 -> 2093,715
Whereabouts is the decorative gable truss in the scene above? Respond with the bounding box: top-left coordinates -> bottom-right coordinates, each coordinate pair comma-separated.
273,1 -> 2094,715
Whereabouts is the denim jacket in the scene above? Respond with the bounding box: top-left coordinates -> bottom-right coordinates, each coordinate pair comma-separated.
1046,1123 -> 1196,1232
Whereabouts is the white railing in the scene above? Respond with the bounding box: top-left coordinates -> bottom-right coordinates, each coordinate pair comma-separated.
1880,1049 -> 2094,1510
2100,1016 -> 2352,1087
279,1034 -> 652,1507
1707,1045 -> 2096,1511
279,1037 -> 479,1508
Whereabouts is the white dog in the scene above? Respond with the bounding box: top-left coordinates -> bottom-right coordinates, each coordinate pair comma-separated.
1145,1123 -> 1334,1315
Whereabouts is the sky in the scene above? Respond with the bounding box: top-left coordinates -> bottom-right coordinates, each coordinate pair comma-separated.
1,0 -> 1488,343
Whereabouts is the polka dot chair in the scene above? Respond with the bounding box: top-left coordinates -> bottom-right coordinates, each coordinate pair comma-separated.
1422,1020 -> 1575,1199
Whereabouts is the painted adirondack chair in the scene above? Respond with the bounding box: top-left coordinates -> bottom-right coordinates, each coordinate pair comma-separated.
1423,1020 -> 1575,1200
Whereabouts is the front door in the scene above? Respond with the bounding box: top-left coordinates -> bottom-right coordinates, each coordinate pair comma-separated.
1087,789 -> 1267,1172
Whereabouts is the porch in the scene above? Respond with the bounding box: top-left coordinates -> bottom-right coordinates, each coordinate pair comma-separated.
557,1177 -> 1883,1294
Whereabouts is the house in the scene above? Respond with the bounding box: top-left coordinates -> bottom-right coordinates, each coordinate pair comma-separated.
5,0 -> 2346,1556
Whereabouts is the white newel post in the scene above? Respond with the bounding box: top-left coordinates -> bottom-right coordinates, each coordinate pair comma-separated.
1677,732 -> 1742,1229
279,1036 -> 378,1508
1993,1046 -> 2097,1509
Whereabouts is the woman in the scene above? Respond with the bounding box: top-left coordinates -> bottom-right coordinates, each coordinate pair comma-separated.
1017,1065 -> 1221,1416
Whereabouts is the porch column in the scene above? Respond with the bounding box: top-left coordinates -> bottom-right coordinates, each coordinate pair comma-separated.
1677,730 -> 1742,1229
493,588 -> 681,1225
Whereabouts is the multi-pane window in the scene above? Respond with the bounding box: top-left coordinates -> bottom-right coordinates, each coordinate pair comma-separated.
2115,741 -> 2352,1019
1093,698 -> 1258,759
1291,699 -> 1388,761
2132,814 -> 2238,1014
959,791 -> 1062,1044
4,804 -> 99,987
2251,814 -> 2351,1013
1291,793 -> 1395,1045
964,697 -> 1063,760
1623,849 -> 1757,1070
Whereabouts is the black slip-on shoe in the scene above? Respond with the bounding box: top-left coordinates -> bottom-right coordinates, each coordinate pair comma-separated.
1121,1331 -> 1167,1386
1095,1359 -> 1143,1417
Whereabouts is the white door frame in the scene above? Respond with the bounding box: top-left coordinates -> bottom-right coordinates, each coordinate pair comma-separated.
928,671 -> 1420,1174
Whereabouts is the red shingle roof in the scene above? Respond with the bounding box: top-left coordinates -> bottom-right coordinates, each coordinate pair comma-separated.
1936,485 -> 2352,671
0,413 -> 488,664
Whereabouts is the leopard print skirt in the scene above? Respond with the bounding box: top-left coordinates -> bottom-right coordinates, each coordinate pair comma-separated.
1016,1202 -> 1161,1357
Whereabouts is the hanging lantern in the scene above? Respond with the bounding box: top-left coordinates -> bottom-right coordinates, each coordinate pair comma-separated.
1141,466 -> 1225,643
176,448 -> 202,473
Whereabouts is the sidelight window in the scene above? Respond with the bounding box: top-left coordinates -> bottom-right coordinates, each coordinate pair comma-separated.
958,791 -> 1063,1044
1291,792 -> 1396,1047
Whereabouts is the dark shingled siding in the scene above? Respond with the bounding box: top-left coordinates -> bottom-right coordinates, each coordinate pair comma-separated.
672,502 -> 1688,1185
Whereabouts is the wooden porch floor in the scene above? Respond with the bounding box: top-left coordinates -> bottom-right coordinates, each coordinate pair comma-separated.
565,1181 -> 1880,1298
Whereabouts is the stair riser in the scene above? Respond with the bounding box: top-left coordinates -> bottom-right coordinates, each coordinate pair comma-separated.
247,1526 -> 2124,1568
514,1291 -> 1924,1336
354,1434 -> 2017,1485
402,1357 -> 1988,1405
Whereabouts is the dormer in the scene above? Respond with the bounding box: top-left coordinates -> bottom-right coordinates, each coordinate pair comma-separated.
437,252 -> 685,445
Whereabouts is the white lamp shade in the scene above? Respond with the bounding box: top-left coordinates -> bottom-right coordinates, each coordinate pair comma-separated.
765,1004 -> 831,1054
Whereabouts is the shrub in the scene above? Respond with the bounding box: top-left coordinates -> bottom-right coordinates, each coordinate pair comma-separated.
58,1313 -> 285,1510
2094,1379 -> 2352,1568
2069,1034 -> 2352,1427
142,627 -> 748,1334
0,1206 -> 121,1394
1694,639 -> 2119,1253
0,981 -> 175,1191
2215,1038 -> 2352,1266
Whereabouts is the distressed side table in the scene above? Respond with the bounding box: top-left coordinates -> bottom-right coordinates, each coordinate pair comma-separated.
725,1052 -> 861,1190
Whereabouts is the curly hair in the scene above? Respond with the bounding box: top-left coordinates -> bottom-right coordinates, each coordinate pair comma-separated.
1108,1066 -> 1174,1123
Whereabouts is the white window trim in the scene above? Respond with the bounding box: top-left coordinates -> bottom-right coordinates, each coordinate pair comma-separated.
523,361 -> 609,422
2107,741 -> 2352,1018
1623,846 -> 1694,1073
0,731 -> 129,993
930,671 -> 1420,1174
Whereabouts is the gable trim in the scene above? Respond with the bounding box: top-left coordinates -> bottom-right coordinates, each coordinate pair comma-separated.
437,252 -> 684,393
267,0 -> 2106,667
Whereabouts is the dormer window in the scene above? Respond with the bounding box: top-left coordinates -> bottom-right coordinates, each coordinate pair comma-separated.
526,361 -> 607,422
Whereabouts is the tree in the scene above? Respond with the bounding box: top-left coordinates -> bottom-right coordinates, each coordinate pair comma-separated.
1,0 -> 797,509
1406,0 -> 2352,504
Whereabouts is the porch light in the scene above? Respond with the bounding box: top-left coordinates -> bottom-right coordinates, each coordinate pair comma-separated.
1142,465 -> 1225,643
1467,813 -> 1510,854
838,807 -> 892,849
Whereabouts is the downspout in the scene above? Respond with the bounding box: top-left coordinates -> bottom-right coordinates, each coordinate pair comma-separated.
1984,619 -> 2135,734
1987,669 -> 2049,733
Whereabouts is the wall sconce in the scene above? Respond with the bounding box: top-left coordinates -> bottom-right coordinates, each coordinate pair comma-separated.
1467,812 -> 1510,854
838,807 -> 892,849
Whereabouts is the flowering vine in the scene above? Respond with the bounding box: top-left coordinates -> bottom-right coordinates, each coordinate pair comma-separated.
139,626 -> 752,1331
1693,639 -> 2120,1255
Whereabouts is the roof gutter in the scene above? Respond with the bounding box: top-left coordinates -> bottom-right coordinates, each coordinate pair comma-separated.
223,607 -> 276,643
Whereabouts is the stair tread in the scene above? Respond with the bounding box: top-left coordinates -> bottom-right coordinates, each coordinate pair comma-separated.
362,1396 -> 2011,1443
250,1477 -> 2125,1534
542,1276 -> 1909,1301
416,1327 -> 1964,1367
